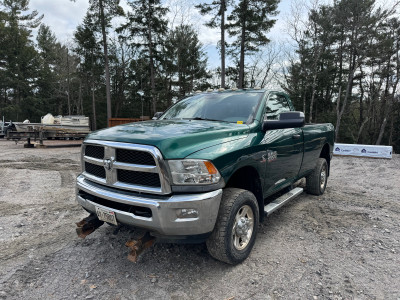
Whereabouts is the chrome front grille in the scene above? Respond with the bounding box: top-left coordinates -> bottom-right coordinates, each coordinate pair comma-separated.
116,148 -> 155,165
85,145 -> 104,159
85,162 -> 106,178
81,140 -> 171,195
117,169 -> 161,187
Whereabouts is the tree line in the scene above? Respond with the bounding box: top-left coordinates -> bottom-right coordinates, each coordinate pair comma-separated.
284,0 -> 400,150
0,0 -> 399,152
0,0 -> 279,129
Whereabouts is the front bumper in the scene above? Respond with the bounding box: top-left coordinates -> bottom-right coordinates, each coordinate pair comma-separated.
76,175 -> 222,236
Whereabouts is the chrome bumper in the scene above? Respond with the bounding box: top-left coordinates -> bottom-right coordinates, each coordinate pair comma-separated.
76,175 -> 222,236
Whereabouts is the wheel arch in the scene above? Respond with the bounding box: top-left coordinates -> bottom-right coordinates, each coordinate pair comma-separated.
225,166 -> 264,222
320,143 -> 331,176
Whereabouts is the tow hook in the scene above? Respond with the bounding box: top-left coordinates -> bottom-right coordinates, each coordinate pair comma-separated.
76,213 -> 104,238
125,232 -> 156,262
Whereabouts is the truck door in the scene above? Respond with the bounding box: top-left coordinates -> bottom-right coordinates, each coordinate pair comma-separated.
261,93 -> 303,194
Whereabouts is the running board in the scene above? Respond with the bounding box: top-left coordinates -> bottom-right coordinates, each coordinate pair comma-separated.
264,187 -> 303,216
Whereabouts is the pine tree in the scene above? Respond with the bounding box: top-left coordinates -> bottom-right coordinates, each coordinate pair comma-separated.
195,0 -> 229,88
119,0 -> 168,114
164,25 -> 209,98
36,24 -> 57,116
0,8 -> 8,117
332,0 -> 386,141
86,0 -> 124,125
74,13 -> 105,130
284,0 -> 399,148
0,0 -> 42,120
227,0 -> 279,88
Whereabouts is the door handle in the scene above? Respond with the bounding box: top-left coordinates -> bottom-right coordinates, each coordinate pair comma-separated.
292,134 -> 301,139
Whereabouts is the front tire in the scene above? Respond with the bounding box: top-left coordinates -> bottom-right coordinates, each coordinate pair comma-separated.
306,158 -> 328,195
206,188 -> 259,265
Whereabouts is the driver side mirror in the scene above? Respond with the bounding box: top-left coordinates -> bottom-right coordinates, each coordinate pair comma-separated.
152,112 -> 164,120
262,111 -> 305,131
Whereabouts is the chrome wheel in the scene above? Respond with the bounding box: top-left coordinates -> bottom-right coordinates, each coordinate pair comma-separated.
320,164 -> 327,190
232,205 -> 254,251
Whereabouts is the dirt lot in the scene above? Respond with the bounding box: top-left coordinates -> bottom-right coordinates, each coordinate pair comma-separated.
0,139 -> 399,300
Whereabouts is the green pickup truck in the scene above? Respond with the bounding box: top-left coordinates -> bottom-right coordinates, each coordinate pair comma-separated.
76,89 -> 334,264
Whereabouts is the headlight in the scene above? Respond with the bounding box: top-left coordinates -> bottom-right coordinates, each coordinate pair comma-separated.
168,159 -> 221,185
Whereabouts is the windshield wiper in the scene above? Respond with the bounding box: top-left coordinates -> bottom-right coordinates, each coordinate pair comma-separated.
184,117 -> 229,122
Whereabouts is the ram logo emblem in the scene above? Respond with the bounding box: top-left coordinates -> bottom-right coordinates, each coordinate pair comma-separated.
103,158 -> 114,171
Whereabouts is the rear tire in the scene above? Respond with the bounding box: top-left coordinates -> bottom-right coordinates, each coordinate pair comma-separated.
206,188 -> 259,265
306,158 -> 328,195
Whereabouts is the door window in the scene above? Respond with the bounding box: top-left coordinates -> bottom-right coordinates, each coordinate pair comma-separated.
265,94 -> 290,120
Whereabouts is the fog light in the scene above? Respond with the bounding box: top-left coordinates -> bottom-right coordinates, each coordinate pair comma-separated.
176,208 -> 199,219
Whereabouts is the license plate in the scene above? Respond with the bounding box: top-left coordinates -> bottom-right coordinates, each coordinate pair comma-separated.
95,206 -> 118,225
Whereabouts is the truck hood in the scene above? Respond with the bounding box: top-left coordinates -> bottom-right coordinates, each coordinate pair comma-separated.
87,120 -> 250,159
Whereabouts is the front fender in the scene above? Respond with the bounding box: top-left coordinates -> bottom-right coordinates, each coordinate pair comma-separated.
185,132 -> 266,187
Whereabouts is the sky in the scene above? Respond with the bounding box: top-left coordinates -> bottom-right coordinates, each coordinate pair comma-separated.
30,0 -> 89,44
29,0 -> 293,68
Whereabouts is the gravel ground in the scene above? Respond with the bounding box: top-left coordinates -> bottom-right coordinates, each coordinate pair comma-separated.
0,139 -> 399,300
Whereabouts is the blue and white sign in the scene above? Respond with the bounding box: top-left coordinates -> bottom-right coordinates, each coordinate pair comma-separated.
333,143 -> 392,159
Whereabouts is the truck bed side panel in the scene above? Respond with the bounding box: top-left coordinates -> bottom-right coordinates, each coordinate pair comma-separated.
298,123 -> 334,178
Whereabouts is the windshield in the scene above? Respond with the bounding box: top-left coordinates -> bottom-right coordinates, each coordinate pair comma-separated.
160,92 -> 263,123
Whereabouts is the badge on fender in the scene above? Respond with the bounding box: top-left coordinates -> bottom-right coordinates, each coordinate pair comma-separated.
267,150 -> 277,162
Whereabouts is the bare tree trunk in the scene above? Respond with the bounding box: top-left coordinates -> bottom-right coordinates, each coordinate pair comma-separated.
359,75 -> 364,127
79,80 -> 83,115
376,117 -> 387,145
356,89 -> 373,144
335,60 -> 356,141
190,71 -> 194,92
376,52 -> 399,145
301,75 -> 306,116
309,74 -> 317,123
148,23 -> 156,114
356,117 -> 369,143
335,85 -> 342,140
92,80 -> 97,131
260,63 -> 272,87
249,62 -> 257,88
238,14 -> 246,89
99,0 -> 112,126
388,113 -> 394,146
66,47 -> 71,116
220,0 -> 226,88
167,77 -> 172,107
388,39 -> 400,147
377,88 -> 399,145
375,104 -> 388,145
